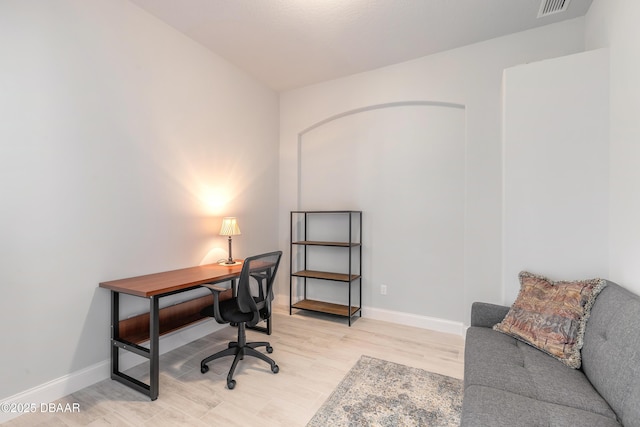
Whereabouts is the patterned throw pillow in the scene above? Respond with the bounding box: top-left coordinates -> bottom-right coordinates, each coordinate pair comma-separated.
493,271 -> 607,369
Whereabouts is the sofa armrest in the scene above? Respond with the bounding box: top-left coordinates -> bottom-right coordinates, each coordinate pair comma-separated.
470,302 -> 510,328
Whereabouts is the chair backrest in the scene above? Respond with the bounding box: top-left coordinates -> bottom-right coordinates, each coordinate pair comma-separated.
236,251 -> 282,324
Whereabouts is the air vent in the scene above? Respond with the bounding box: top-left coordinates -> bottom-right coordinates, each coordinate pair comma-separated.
537,0 -> 571,18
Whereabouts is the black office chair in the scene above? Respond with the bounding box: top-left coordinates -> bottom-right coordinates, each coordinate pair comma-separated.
200,251 -> 282,389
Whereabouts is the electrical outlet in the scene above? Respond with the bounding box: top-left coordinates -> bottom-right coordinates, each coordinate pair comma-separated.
380,284 -> 387,295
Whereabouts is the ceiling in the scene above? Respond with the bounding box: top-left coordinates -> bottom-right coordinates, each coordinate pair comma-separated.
128,0 -> 593,92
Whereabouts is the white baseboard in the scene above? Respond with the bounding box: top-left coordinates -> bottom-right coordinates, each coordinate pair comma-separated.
0,319 -> 224,424
362,306 -> 466,336
277,296 -> 465,336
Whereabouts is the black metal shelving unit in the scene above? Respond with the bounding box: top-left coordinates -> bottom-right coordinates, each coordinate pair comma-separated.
289,210 -> 362,326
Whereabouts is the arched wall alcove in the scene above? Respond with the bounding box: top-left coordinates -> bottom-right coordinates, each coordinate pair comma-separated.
295,101 -> 467,321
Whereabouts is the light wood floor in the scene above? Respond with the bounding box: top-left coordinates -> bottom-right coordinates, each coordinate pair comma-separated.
5,307 -> 465,427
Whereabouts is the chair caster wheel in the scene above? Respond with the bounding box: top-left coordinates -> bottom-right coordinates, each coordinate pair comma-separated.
201,364 -> 209,374
272,364 -> 279,374
227,380 -> 236,389
266,346 -> 273,353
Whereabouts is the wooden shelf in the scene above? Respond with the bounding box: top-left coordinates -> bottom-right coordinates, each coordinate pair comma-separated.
291,210 -> 363,214
292,299 -> 360,317
292,270 -> 360,282
292,240 -> 361,247
118,292 -> 230,344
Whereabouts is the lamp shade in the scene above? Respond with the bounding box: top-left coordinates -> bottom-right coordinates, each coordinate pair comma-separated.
219,217 -> 241,236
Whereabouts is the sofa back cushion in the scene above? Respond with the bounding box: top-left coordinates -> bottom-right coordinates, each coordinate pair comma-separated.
582,281 -> 640,427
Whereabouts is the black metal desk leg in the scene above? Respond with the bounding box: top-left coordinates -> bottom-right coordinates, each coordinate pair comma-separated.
111,291 -> 120,377
149,296 -> 159,400
109,292 -> 157,399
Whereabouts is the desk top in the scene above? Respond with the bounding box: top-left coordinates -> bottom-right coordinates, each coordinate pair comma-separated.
99,262 -> 244,298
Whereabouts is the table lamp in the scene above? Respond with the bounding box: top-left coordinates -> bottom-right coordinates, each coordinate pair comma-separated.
219,217 -> 241,265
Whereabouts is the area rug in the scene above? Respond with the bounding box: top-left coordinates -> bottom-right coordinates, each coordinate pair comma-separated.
307,355 -> 463,427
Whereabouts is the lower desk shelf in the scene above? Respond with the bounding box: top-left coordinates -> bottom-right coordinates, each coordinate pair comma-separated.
292,299 -> 361,317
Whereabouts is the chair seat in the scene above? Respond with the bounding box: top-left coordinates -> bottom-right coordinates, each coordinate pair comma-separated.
201,297 -> 265,324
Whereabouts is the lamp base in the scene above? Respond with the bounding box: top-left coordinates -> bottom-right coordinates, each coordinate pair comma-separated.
219,260 -> 242,266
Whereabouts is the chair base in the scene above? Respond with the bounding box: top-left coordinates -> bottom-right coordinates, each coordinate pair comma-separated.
200,323 -> 279,389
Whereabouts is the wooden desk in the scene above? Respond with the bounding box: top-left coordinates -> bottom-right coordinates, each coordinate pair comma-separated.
99,262 -> 244,400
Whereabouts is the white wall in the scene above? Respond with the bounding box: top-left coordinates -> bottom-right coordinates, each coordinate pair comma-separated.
279,18 -> 587,326
585,1 -> 640,296
0,0 -> 278,403
502,49 -> 609,302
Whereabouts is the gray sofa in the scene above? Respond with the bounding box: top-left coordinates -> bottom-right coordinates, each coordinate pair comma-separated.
461,281 -> 640,427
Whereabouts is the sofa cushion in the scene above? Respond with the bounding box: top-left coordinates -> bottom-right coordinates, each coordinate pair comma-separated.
582,282 -> 640,427
465,326 -> 617,420
461,385 -> 621,427
493,271 -> 606,368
